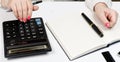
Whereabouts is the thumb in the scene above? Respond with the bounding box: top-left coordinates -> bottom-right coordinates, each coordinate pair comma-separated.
98,13 -> 110,28
33,5 -> 39,11
109,11 -> 118,27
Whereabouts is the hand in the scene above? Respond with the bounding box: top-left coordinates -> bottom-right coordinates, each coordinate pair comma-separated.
94,3 -> 118,28
7,0 -> 39,22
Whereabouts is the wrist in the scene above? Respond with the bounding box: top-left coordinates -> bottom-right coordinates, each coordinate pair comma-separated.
94,2 -> 108,12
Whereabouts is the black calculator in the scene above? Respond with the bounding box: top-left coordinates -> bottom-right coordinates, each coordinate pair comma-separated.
3,17 -> 52,58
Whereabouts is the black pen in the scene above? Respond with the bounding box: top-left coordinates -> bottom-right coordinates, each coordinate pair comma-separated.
32,0 -> 42,5
7,0 -> 42,12
81,13 -> 104,37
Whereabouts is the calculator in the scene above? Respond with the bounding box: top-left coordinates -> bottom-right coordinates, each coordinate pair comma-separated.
3,17 -> 52,58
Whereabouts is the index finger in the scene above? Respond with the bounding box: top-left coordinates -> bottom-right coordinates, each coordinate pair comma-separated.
27,0 -> 32,20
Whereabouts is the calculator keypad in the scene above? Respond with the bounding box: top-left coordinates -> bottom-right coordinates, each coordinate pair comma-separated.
4,18 -> 48,46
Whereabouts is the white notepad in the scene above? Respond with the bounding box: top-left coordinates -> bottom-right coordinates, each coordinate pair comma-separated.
46,10 -> 120,60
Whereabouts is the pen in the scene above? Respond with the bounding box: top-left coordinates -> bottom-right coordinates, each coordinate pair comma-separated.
32,0 -> 42,5
81,13 -> 104,37
7,0 -> 42,12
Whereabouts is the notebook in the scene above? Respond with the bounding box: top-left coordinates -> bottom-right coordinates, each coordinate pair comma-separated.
45,10 -> 120,60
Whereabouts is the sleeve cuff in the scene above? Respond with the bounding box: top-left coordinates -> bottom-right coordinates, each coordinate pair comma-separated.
85,0 -> 112,11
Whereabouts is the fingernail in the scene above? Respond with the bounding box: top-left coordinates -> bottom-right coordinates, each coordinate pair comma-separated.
18,17 -> 22,22
23,18 -> 27,23
27,16 -> 31,20
105,22 -> 110,28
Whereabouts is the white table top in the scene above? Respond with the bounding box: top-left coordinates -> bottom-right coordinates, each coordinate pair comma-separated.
0,2 -> 120,62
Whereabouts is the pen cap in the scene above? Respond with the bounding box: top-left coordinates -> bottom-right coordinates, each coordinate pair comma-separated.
92,24 -> 103,37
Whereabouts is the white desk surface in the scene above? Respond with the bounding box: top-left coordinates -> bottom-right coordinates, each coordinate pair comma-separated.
0,2 -> 120,62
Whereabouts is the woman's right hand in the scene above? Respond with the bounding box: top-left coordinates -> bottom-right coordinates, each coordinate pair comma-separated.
94,3 -> 118,28
8,0 -> 39,22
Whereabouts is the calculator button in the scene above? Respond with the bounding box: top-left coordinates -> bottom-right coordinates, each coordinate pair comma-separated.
26,33 -> 30,36
5,24 -> 9,26
6,36 -> 11,39
39,31 -> 44,34
20,27 -> 23,30
20,30 -> 24,33
20,34 -> 25,36
25,26 -> 29,29
19,23 -> 22,26
13,35 -> 16,38
21,37 -> 25,40
38,28 -> 43,31
30,26 -> 35,28
40,36 -> 46,40
12,32 -> 16,34
38,25 -> 42,27
26,29 -> 30,32
27,36 -> 31,39
35,19 -> 41,24
10,43 -> 14,46
32,32 -> 36,35
33,35 -> 37,38
30,22 -> 34,25
9,39 -> 16,46
25,23 -> 28,26
31,29 -> 35,32
12,23 -> 15,26
12,28 -> 15,31
5,28 -> 10,31
6,32 -> 10,35
30,19 -> 34,22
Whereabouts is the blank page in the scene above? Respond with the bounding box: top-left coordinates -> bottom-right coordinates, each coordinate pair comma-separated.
46,12 -> 105,60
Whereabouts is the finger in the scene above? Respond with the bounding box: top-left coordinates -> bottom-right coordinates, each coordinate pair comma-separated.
21,0 -> 27,22
27,0 -> 32,20
109,13 -> 118,27
1,0 -> 6,8
33,5 -> 39,11
16,1 -> 23,22
97,13 -> 110,28
11,4 -> 19,19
